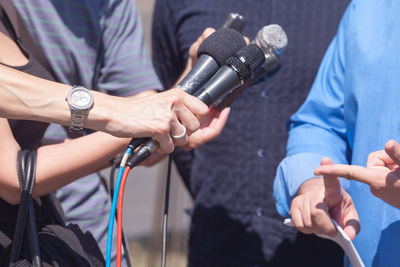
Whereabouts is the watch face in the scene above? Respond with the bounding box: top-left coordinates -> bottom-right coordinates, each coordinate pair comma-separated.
68,87 -> 94,109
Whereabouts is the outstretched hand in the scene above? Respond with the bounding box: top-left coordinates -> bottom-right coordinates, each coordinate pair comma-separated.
314,140 -> 400,209
290,158 -> 360,240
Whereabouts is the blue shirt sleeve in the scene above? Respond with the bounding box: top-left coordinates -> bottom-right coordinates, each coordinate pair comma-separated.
273,3 -> 353,217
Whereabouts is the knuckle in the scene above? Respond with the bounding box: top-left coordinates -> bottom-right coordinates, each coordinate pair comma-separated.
156,123 -> 170,135
310,208 -> 323,219
188,120 -> 200,132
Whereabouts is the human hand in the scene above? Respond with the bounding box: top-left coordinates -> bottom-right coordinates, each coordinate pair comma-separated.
314,140 -> 400,209
290,157 -> 360,240
180,107 -> 230,151
110,88 -> 208,153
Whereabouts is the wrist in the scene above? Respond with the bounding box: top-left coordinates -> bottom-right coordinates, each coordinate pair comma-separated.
85,92 -> 121,135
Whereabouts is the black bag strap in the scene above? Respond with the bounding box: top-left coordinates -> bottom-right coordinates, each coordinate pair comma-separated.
10,150 -> 42,267
0,0 -> 56,78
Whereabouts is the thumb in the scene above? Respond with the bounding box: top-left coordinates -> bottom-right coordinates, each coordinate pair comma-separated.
385,140 -> 400,166
341,196 -> 361,240
321,157 -> 342,208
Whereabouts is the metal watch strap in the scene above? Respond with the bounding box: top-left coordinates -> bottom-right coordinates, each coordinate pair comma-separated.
66,86 -> 94,133
69,108 -> 87,133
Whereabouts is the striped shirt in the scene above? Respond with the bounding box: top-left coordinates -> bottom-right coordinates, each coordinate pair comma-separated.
14,0 -> 161,265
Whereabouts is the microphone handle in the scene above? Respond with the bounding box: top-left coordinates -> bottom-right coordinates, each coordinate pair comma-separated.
177,55 -> 219,95
215,50 -> 282,111
221,13 -> 245,32
195,66 -> 241,106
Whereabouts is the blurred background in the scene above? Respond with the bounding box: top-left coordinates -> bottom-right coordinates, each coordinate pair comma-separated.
100,0 -> 193,266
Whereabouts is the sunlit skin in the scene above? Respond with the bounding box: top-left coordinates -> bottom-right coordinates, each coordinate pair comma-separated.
289,157 -> 360,240
315,140 -> 400,209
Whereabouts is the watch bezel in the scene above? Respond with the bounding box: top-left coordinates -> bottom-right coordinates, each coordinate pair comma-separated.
66,86 -> 94,110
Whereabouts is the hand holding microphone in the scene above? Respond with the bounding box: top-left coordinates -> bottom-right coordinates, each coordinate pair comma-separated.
126,89 -> 208,153
128,22 -> 288,166
127,42 -> 267,168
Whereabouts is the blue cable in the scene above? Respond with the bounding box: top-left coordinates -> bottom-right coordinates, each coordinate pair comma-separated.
106,147 -> 132,267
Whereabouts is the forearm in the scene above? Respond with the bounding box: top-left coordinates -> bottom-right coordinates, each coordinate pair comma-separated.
34,132 -> 129,197
0,65 -> 133,136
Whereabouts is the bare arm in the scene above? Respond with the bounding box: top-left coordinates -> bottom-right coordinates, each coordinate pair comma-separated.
0,117 -> 131,203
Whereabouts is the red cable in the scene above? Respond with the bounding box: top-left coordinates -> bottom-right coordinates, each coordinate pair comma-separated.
117,166 -> 131,267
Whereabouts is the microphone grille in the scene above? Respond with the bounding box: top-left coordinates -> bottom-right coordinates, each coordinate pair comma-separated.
226,44 -> 266,80
255,24 -> 288,55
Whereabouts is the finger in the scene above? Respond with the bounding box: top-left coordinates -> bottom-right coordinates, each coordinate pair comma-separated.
206,107 -> 230,129
320,157 -> 342,208
290,202 -> 305,231
342,202 -> 360,240
155,133 -> 174,154
385,140 -> 400,166
315,164 -> 378,186
202,27 -> 216,39
173,101 -> 201,134
243,36 -> 250,45
189,28 -> 216,62
300,194 -> 312,232
170,123 -> 188,146
367,150 -> 391,167
310,200 -> 338,237
174,90 -> 209,119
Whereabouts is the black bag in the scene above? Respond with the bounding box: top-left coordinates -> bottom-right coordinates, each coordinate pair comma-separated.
1,150 -> 105,267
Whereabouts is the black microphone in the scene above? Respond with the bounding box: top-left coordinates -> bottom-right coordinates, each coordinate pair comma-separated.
194,44 -> 266,105
221,13 -> 245,32
126,44 -> 266,168
127,15 -> 246,151
177,28 -> 246,95
215,24 -> 288,110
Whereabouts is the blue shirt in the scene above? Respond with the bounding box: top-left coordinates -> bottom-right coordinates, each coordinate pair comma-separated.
274,1 -> 400,266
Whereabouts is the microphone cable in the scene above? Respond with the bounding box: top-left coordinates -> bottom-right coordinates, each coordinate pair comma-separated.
108,155 -> 132,267
161,155 -> 173,267
106,147 -> 132,267
116,166 -> 131,267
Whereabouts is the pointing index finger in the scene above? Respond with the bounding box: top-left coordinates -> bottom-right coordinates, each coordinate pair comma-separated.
315,164 -> 376,186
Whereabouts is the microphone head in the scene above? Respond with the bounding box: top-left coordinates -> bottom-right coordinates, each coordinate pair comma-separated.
221,13 -> 245,32
225,44 -> 266,80
198,28 -> 247,66
255,24 -> 288,55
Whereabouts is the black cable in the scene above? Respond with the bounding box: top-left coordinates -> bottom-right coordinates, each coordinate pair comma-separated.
161,155 -> 173,267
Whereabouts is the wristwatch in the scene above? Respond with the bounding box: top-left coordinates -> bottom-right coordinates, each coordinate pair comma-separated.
66,85 -> 94,133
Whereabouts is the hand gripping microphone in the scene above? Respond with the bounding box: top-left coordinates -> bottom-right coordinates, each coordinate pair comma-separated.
127,15 -> 246,153
126,44 -> 266,168
215,24 -> 288,110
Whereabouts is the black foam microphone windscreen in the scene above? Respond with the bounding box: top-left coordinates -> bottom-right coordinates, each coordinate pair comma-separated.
177,28 -> 246,95
197,28 -> 246,66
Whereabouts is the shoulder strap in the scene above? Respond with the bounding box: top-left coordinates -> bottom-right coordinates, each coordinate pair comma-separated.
0,0 -> 56,78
